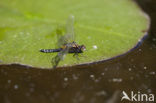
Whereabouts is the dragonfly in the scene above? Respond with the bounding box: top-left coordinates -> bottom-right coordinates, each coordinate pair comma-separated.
40,15 -> 86,68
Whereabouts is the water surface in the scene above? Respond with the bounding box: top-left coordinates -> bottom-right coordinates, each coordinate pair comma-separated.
0,0 -> 156,103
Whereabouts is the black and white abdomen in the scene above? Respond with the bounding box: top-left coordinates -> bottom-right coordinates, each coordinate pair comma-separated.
40,48 -> 62,53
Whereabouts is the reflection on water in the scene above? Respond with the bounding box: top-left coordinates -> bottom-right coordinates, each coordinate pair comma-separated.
0,0 -> 156,103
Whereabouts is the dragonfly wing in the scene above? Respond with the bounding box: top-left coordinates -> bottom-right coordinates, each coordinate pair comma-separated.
51,45 -> 70,68
52,15 -> 75,68
56,15 -> 75,48
65,15 -> 75,43
51,54 -> 60,68
56,25 -> 67,48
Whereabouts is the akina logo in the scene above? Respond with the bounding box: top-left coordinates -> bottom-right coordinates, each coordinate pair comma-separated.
121,91 -> 154,102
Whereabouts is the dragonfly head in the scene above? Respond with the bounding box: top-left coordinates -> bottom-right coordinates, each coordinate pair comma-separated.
80,45 -> 86,52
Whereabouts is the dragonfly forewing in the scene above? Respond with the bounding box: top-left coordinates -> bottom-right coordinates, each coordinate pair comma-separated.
56,15 -> 75,48
66,15 -> 75,43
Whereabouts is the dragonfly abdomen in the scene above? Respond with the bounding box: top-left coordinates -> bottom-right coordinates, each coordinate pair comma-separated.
40,48 -> 62,53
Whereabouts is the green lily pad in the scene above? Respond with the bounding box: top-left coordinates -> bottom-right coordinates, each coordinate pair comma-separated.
0,0 -> 149,68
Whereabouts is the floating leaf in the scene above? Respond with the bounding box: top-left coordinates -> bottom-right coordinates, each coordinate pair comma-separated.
0,0 -> 149,68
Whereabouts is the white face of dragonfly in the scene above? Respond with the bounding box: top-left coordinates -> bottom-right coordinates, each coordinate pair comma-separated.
81,45 -> 86,51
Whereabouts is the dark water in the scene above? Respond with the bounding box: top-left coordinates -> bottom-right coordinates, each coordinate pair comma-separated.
0,0 -> 156,103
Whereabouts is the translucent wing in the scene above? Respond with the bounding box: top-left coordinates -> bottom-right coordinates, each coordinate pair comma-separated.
51,44 -> 70,68
65,15 -> 75,42
56,25 -> 67,48
56,15 -> 75,48
52,15 -> 75,68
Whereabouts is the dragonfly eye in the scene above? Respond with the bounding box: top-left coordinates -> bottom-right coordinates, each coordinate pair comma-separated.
81,45 -> 86,51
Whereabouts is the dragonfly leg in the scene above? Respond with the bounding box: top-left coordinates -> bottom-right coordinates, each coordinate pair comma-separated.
73,53 -> 80,60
